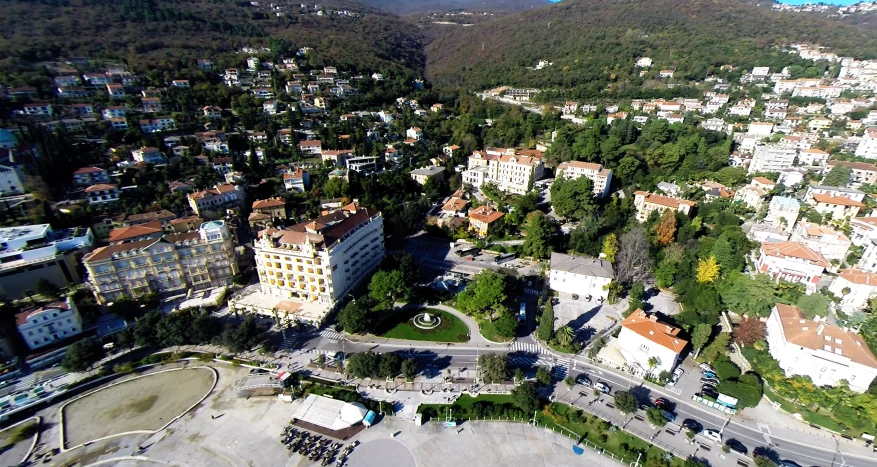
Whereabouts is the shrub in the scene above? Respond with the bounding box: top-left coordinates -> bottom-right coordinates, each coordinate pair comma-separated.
113,363 -> 134,374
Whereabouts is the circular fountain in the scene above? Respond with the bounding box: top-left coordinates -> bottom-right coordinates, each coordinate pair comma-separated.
412,311 -> 442,330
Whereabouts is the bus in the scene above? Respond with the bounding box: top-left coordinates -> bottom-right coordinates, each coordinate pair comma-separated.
519,302 -> 527,323
455,247 -> 479,257
494,252 -> 516,265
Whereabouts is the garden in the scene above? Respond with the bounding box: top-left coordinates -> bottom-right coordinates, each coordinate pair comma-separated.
376,308 -> 470,343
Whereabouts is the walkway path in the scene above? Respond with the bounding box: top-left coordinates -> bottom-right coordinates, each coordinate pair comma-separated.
343,302 -> 496,347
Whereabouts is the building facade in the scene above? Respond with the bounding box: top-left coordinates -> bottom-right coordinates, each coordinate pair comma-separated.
616,309 -> 687,376
755,241 -> 829,294
555,161 -> 614,198
463,149 -> 545,195
548,252 -> 614,301
632,191 -> 696,222
748,144 -> 797,174
16,297 -> 83,350
0,225 -> 94,299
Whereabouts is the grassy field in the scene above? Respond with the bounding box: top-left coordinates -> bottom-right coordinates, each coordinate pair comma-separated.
377,308 -> 470,342
0,419 -> 38,447
478,319 -> 513,343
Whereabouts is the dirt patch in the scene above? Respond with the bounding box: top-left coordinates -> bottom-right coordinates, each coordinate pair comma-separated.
62,367 -> 214,447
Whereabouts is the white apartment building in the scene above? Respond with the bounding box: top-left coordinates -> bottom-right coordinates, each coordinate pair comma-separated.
829,269 -> 877,315
187,183 -> 243,216
555,161 -> 614,198
632,191 -> 696,222
855,128 -> 877,159
0,165 -> 25,196
15,297 -> 83,350
83,221 -> 237,304
132,147 -> 166,165
0,225 -> 94,299
747,144 -> 797,174
463,149 -> 545,195
850,217 -> 877,246
790,221 -> 851,263
548,252 -> 614,302
755,241 -> 828,294
614,309 -> 687,376
235,203 -> 384,325
805,185 -> 866,204
84,184 -> 119,204
139,117 -> 176,133
766,304 -> 877,393
764,196 -> 800,232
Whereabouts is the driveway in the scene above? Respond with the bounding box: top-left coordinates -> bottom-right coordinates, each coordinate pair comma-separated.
554,294 -> 625,343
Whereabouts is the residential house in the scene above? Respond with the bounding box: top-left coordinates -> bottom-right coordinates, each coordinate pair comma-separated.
613,309 -> 687,376
141,97 -> 161,113
548,252 -> 614,302
406,127 -> 423,141
106,83 -> 125,99
139,117 -> 176,133
298,140 -> 322,156
117,210 -> 176,229
825,161 -> 877,187
632,191 -> 696,222
764,196 -> 800,233
107,221 -> 165,244
102,106 -> 126,120
811,194 -> 865,221
850,217 -> 877,246
468,205 -> 504,238
798,148 -> 829,168
85,184 -> 119,204
16,298 -> 83,350
409,166 -> 446,185
84,221 -> 237,303
829,270 -> 877,315
805,185 -> 867,204
283,169 -> 310,192
203,106 -> 222,119
440,196 -> 469,218
171,80 -> 189,88
131,147 -> 166,165
249,198 -> 287,234
72,166 -> 109,186
555,161 -> 614,198
790,221 -> 851,263
321,150 -> 350,167
734,177 -> 776,211
209,157 -> 234,176
755,241 -> 829,294
766,304 -> 877,393
0,165 -> 24,196
187,183 -> 242,216
23,103 -> 52,116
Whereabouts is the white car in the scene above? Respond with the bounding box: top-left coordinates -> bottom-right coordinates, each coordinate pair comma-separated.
669,367 -> 684,385
703,429 -> 722,443
699,363 -> 714,373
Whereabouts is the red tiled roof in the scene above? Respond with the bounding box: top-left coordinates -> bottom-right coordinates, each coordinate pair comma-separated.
621,309 -> 687,353
85,183 -> 116,192
762,241 -> 829,267
812,194 -> 865,207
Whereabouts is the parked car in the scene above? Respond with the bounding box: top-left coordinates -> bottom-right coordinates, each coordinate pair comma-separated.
655,397 -> 672,408
779,461 -> 801,467
699,363 -> 714,372
703,429 -> 722,443
661,410 -> 677,422
575,374 -> 592,386
700,377 -> 720,385
595,382 -> 610,394
702,371 -> 717,379
725,439 -> 747,455
669,367 -> 684,385
682,419 -> 702,433
701,388 -> 719,399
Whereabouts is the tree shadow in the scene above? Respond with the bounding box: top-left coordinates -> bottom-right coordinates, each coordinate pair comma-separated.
566,304 -> 603,330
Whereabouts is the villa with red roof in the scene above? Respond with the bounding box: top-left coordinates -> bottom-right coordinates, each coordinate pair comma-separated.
632,191 -> 696,222
756,241 -> 829,294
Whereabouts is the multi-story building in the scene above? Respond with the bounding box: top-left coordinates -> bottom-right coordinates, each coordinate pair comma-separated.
139,117 -> 176,133
0,225 -> 94,299
132,147 -> 166,165
764,196 -> 800,232
829,269 -> 877,315
187,183 -> 242,216
283,169 -> 310,192
106,83 -> 125,99
548,252 -> 614,301
614,309 -> 687,376
234,203 -> 384,325
463,148 -> 545,195
856,128 -> 877,159
248,198 -> 287,234
755,241 -> 828,294
766,303 -> 877,393
409,166 -> 446,185
850,217 -> 877,246
632,191 -> 696,222
116,210 -> 177,229
83,221 -> 237,303
805,185 -> 866,204
790,221 -> 851,263
747,144 -> 797,174
824,160 -> 877,187
0,165 -> 25,196
15,297 -> 83,350
298,140 -> 322,156
467,205 -> 505,238
73,166 -> 110,187
733,177 -> 776,211
555,161 -> 614,198
84,184 -> 119,204
811,193 -> 865,221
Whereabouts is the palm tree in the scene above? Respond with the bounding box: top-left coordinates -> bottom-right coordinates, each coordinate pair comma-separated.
556,326 -> 574,346
647,356 -> 658,371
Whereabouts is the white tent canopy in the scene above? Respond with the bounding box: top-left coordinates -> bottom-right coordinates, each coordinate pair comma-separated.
292,394 -> 368,431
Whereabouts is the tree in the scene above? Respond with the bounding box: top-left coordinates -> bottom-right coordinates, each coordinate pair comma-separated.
732,317 -> 766,347
796,293 -> 830,319
753,456 -> 776,467
601,233 -> 618,262
613,390 -> 638,414
822,165 -> 852,187
696,256 -> 720,283
535,366 -> 552,385
511,381 -> 540,413
555,325 -> 575,346
550,176 -> 597,220
346,351 -> 381,378
712,354 -> 742,380
221,316 -> 261,353
654,210 -> 677,246
456,269 -> 508,317
646,407 -> 667,426
369,270 -> 407,306
35,278 -> 59,298
717,272 -> 777,317
494,313 -> 518,337
537,301 -> 555,342
133,311 -> 163,347
401,358 -> 418,381
616,227 -> 653,284
521,212 -> 554,259
478,353 -> 509,383
61,338 -> 105,372
691,324 -> 712,358
378,352 -> 402,379
702,333 -> 731,363
338,299 -> 372,334
110,295 -> 143,321
717,373 -> 763,408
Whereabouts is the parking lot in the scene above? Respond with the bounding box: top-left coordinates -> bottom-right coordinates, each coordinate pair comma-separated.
553,293 -> 626,342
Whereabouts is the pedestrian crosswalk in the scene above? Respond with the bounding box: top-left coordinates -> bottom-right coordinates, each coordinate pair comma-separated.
281,334 -> 299,350
17,374 -> 37,389
319,329 -> 344,341
510,342 -> 548,354
666,386 -> 682,395
553,357 -> 571,380
510,356 -> 553,366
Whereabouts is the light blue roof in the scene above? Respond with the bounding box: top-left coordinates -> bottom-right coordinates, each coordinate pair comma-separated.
771,196 -> 800,208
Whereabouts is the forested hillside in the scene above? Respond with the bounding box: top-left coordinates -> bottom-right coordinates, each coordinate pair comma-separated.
0,0 -> 423,78
359,0 -> 548,15
426,0 -> 877,93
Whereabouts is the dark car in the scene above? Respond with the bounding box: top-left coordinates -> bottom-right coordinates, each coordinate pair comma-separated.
701,382 -> 718,391
725,439 -> 748,455
655,397 -> 672,408
682,419 -> 702,433
779,461 -> 801,467
701,388 -> 719,399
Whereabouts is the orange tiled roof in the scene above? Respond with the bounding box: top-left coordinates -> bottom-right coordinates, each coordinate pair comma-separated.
621,309 -> 687,353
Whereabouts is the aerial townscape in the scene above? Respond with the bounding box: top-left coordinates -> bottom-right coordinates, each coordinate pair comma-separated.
4,0 -> 877,466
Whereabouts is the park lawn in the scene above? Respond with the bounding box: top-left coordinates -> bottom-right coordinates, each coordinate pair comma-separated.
0,419 -> 38,448
379,309 -> 470,343
417,394 -> 517,420
478,319 -> 513,343
547,341 -> 580,355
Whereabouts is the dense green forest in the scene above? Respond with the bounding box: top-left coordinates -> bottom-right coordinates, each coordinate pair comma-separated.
360,0 -> 548,15
0,0 -> 424,79
425,0 -> 877,93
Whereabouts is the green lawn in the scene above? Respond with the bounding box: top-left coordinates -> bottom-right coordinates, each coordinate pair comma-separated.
478,319 -> 513,343
377,308 -> 470,343
762,385 -> 847,433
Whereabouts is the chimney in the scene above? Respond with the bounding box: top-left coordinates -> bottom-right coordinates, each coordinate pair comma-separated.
648,314 -> 658,322
817,323 -> 825,336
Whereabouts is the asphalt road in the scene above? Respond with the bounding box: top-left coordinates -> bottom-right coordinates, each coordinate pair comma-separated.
305,335 -> 875,467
